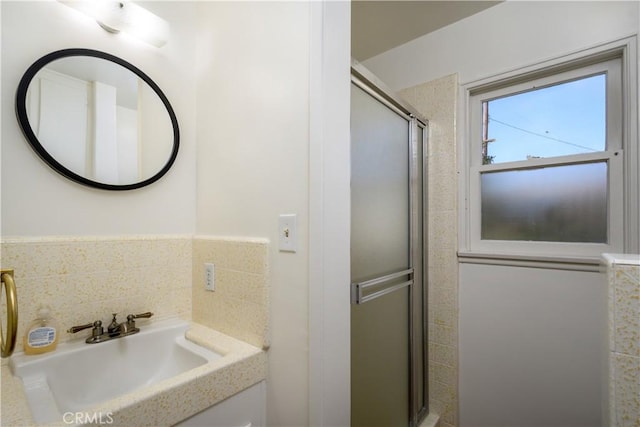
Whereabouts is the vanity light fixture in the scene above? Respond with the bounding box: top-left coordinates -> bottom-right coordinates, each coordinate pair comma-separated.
58,0 -> 169,47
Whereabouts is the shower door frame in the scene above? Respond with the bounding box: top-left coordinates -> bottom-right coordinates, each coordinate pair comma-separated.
350,63 -> 429,427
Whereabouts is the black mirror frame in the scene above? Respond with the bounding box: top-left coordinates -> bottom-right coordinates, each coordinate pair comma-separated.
15,48 -> 180,191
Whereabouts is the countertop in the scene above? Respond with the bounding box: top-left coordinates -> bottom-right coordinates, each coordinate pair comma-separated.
1,322 -> 267,427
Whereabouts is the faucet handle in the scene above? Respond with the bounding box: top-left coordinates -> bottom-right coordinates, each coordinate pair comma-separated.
126,312 -> 153,328
127,312 -> 154,321
68,320 -> 102,334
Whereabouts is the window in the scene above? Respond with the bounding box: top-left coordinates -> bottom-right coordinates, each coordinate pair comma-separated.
481,73 -> 607,165
463,48 -> 633,259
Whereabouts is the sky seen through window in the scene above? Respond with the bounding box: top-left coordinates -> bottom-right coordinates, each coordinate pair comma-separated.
485,73 -> 606,164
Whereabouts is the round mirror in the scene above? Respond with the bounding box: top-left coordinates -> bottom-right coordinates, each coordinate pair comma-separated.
16,48 -> 179,190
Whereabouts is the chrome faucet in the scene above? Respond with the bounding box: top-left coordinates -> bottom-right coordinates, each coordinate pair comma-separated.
68,312 -> 154,344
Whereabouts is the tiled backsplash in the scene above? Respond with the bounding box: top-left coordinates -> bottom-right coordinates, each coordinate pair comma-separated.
1,235 -> 270,356
1,236 -> 192,354
192,237 -> 270,350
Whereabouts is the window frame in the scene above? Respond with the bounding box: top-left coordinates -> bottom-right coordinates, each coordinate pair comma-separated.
459,38 -> 638,263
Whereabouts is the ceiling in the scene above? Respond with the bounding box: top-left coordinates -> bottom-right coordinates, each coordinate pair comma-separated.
352,1 -> 501,61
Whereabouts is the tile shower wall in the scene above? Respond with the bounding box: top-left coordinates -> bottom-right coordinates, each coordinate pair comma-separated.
192,237 -> 270,350
0,236 -> 192,354
604,255 -> 640,427
400,74 -> 459,427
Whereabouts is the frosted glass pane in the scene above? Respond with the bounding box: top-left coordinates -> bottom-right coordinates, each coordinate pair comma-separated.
351,286 -> 409,427
481,162 -> 607,242
351,84 -> 410,282
484,74 -> 606,164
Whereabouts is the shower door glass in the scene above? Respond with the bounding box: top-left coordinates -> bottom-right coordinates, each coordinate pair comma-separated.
350,82 -> 412,427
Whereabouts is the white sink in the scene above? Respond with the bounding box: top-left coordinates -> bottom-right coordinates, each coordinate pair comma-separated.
10,318 -> 222,425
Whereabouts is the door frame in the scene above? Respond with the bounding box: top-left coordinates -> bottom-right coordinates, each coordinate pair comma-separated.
308,4 -> 428,425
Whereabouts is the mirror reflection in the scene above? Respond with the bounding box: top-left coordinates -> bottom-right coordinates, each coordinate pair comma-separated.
17,49 -> 179,190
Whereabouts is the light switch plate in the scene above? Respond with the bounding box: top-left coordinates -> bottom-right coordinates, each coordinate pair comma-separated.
278,214 -> 297,252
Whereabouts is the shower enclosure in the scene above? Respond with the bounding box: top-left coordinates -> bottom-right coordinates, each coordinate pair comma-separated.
350,65 -> 428,427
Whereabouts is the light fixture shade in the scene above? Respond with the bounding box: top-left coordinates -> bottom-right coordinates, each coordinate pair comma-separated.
59,1 -> 169,47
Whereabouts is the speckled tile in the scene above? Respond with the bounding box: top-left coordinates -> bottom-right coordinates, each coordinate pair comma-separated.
398,86 -> 417,106
0,364 -> 32,426
430,343 -> 456,368
401,74 -> 459,425
429,177 -> 458,212
612,353 -> 640,427
192,237 -> 270,350
613,265 -> 640,357
429,393 -> 457,426
192,236 -> 269,275
1,236 -> 193,353
604,255 -> 640,427
429,361 -> 456,385
429,324 -> 457,347
429,211 -> 458,251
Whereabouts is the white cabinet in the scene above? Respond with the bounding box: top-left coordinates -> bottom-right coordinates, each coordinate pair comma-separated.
176,381 -> 266,427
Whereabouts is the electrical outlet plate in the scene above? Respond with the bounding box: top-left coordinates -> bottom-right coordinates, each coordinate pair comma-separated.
278,214 -> 297,252
205,263 -> 215,291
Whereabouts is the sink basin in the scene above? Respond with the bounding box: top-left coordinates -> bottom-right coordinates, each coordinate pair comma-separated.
9,318 -> 222,425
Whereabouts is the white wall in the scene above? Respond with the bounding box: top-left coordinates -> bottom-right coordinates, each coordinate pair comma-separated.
1,1 -> 197,236
363,2 -> 639,426
364,1 -> 639,89
194,3 -> 311,426
459,264 -> 607,426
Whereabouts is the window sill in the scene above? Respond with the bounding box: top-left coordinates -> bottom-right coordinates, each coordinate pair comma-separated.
457,251 -> 603,272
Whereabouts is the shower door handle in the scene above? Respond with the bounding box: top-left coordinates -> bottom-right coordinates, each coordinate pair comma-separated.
351,268 -> 413,305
